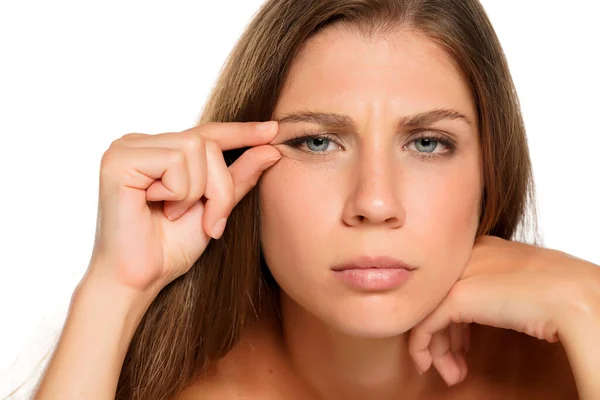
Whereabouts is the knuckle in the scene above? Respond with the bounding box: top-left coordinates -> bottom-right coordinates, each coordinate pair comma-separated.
200,121 -> 219,132
204,139 -> 221,153
120,132 -> 141,140
166,149 -> 186,166
108,138 -> 122,150
181,132 -> 206,152
222,191 -> 236,212
247,171 -> 262,188
447,284 -> 463,302
108,133 -> 142,149
214,182 -> 236,213
119,132 -> 146,142
100,147 -> 119,170
99,149 -> 122,185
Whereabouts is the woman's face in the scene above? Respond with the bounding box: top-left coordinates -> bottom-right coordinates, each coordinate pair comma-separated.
259,25 -> 482,337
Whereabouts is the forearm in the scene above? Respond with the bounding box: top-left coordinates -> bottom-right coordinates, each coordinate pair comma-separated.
559,265 -> 600,399
32,272 -> 157,400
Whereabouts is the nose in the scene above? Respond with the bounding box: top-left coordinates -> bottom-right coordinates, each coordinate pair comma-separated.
341,148 -> 405,229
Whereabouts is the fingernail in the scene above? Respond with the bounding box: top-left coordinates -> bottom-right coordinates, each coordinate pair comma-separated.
167,209 -> 180,221
266,155 -> 282,164
211,218 -> 227,240
415,363 -> 424,375
261,155 -> 282,171
257,121 -> 277,133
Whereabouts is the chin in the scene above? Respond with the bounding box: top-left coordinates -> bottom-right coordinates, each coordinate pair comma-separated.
314,291 -> 424,339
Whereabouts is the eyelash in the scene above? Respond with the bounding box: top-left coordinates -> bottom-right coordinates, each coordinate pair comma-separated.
284,131 -> 457,160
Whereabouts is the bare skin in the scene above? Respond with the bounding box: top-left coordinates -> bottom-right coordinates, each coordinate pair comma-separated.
174,304 -> 578,399
31,15 -> 593,400
174,24 -> 580,399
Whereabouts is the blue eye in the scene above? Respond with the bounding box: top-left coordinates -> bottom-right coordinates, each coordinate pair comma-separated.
284,132 -> 457,160
284,134 -> 341,154
306,137 -> 331,152
414,138 -> 439,153
405,133 -> 455,160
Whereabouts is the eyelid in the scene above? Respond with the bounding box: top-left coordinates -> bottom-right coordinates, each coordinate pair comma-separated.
287,130 -> 342,141
408,130 -> 456,146
405,130 -> 457,159
283,131 -> 344,150
281,129 -> 458,158
282,129 -> 455,143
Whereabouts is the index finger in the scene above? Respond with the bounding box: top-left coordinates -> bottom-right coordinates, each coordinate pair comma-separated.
182,121 -> 279,151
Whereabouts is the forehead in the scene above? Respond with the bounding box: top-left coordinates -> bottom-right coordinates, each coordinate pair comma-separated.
273,25 -> 476,124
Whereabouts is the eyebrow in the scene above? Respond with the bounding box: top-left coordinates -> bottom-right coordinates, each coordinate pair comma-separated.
275,108 -> 472,130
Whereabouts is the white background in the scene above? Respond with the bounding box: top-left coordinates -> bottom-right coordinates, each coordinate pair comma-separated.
1,1 -> 598,398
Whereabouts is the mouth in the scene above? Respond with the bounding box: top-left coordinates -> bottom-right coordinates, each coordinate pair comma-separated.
331,256 -> 415,291
331,255 -> 416,272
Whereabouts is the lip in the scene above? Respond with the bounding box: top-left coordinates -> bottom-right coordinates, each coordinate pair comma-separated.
331,255 -> 416,272
331,255 -> 416,291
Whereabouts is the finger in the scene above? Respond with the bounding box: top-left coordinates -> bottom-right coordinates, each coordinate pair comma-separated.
202,140 -> 236,239
450,324 -> 470,383
116,120 -> 278,153
409,327 -> 434,374
182,121 -> 279,151
201,144 -> 282,239
101,146 -> 189,203
455,352 -> 469,383
430,329 -> 462,387
229,144 -> 282,201
162,135 -> 207,221
409,295 -> 460,373
111,131 -> 209,221
117,121 -> 277,152
449,323 -> 464,355
463,323 -> 471,353
111,123 -> 279,221
409,284 -> 481,372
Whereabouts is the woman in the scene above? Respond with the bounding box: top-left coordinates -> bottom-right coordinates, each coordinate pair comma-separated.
31,0 -> 599,399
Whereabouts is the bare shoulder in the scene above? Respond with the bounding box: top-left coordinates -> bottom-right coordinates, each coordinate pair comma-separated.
467,324 -> 578,399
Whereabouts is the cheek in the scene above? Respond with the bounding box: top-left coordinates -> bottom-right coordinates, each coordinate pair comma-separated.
258,159 -> 340,273
404,161 -> 481,278
258,162 -> 339,319
258,155 -> 482,279
408,168 -> 480,237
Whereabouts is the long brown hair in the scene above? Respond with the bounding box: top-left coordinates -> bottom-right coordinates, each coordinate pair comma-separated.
113,0 -> 539,398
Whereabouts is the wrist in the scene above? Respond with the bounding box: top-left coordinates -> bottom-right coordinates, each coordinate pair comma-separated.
34,269 -> 161,399
73,270 -> 159,344
553,261 -> 600,399
77,263 -> 162,307
554,260 -> 600,336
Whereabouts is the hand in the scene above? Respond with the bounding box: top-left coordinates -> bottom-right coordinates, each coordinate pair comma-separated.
86,121 -> 282,295
408,235 -> 598,386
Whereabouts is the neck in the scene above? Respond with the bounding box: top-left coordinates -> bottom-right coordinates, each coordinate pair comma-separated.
279,292 -> 433,400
